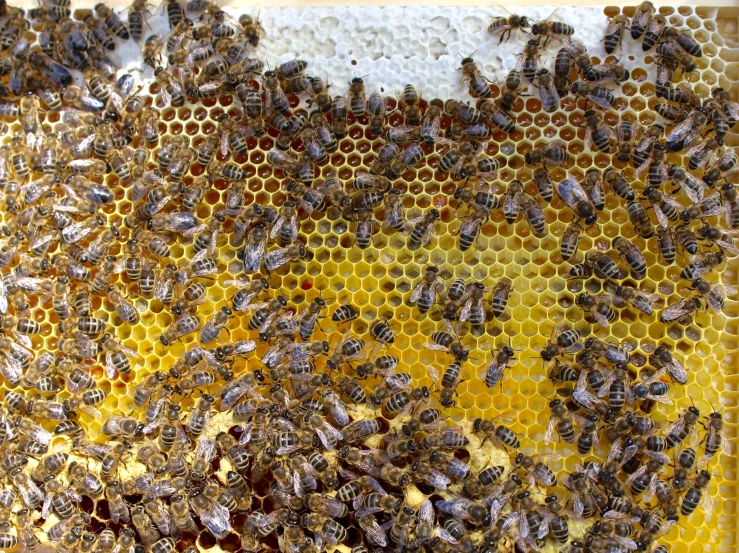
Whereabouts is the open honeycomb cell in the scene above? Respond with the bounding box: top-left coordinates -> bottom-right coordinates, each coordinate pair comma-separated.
0,3 -> 737,553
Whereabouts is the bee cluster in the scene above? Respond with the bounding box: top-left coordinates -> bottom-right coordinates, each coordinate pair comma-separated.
0,1 -> 732,553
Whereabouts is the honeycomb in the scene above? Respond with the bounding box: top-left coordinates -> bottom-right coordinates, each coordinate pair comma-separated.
0,2 -> 736,553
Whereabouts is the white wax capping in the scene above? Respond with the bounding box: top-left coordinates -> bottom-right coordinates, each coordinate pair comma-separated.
108,5 -> 693,99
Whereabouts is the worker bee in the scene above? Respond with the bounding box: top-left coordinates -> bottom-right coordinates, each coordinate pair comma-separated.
649,344 -> 688,384
457,101 -> 505,136
406,208 -> 439,250
608,284 -> 659,315
541,324 -> 583,361
483,342 -> 516,389
612,236 -> 647,280
460,56 -> 492,98
411,266 -> 447,314
642,14 -> 667,51
572,82 -> 616,111
690,278 -> 736,315
604,14 -> 629,53
685,137 -> 721,171
660,295 -> 703,325
525,139 -> 569,166
555,173 -> 598,226
666,108 -> 709,153
488,8 -> 531,43
425,319 -> 469,362
536,69 -> 560,113
499,69 -> 525,113
583,110 -> 614,154
158,314 -> 201,346
627,200 -> 655,239
514,451 -> 561,487
456,204 -> 488,252
474,415 -> 520,450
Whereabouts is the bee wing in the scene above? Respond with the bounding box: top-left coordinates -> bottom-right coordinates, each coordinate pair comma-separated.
410,281 -> 428,304
22,420 -> 52,445
243,238 -> 267,273
154,275 -> 174,302
661,355 -> 688,384
604,17 -> 627,36
459,297 -> 473,322
223,278 -> 253,289
699,196 -> 728,218
41,492 -> 52,518
112,254 -> 128,274
668,113 -> 698,144
678,172 -> 706,203
563,37 -> 587,57
503,189 -> 521,219
159,83 -> 172,107
327,399 -> 350,428
685,139 -> 707,160
61,221 -> 86,243
648,393 -> 673,405
231,340 -> 256,356
264,247 -> 288,271
0,280 -> 6,314
424,469 -> 451,490
540,81 -> 560,113
592,309 -> 611,328
269,215 -> 285,239
181,223 -> 207,239
664,297 -> 697,321
11,331 -> 31,350
191,497 -> 232,538
544,416 -> 557,444
645,450 -> 670,464
421,223 -> 437,246
416,499 -> 434,525
519,505 -> 530,538
634,157 -> 651,180
586,93 -> 615,111
573,371 -> 599,409
195,437 -> 216,462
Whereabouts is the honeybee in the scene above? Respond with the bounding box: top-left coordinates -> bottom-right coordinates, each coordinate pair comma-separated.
541,324 -> 583,361
424,319 -> 469,362
459,56 -> 492,98
536,69 -> 560,113
686,137 -> 721,171
649,345 -> 688,384
483,342 -> 517,389
689,279 -> 735,315
682,192 -> 725,223
604,14 -> 629,53
405,208 -> 439,251
666,108 -> 709,153
608,284 -> 659,315
660,294 -> 704,326
488,8 -> 531,43
555,174 -> 598,226
411,266 -> 447,314
518,39 -> 543,83
477,98 -> 517,134
525,139 -> 569,166
572,82 -> 616,111
698,223 -> 739,256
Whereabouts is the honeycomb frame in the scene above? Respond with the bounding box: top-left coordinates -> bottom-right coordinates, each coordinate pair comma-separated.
0,2 -> 738,553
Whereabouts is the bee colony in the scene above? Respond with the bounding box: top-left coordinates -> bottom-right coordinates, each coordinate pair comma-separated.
0,1 -> 735,553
